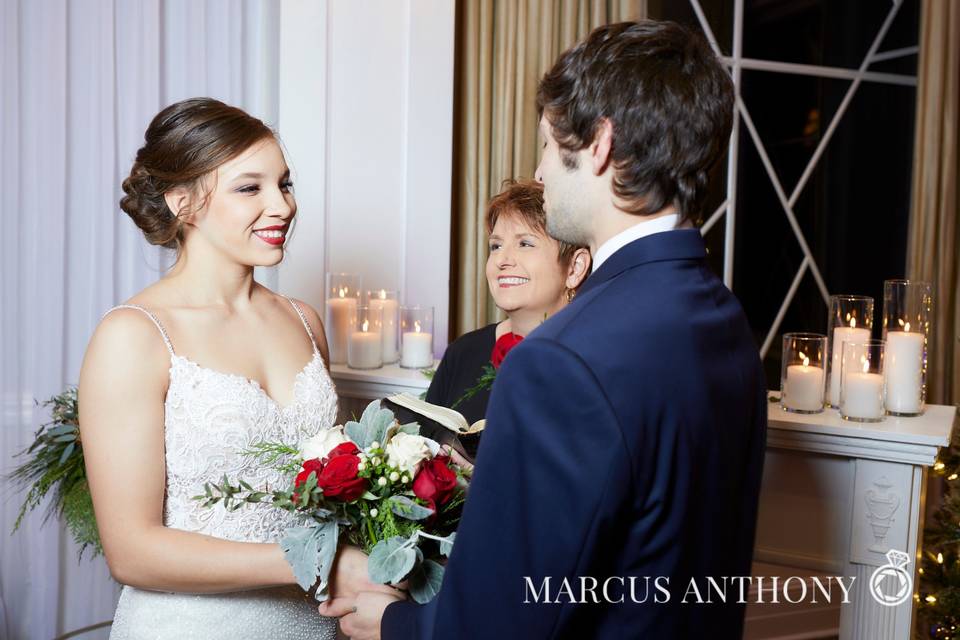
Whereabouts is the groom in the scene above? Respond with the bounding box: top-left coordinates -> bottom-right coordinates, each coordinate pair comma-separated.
324,20 -> 767,639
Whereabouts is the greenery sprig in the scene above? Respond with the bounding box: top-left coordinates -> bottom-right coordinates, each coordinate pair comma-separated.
9,387 -> 102,558
451,363 -> 496,410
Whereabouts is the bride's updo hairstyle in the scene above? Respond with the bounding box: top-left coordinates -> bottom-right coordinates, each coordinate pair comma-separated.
120,97 -> 275,252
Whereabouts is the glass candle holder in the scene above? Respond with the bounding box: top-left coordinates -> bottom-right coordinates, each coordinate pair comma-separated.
324,273 -> 362,365
400,306 -> 434,369
839,340 -> 885,422
882,279 -> 932,416
780,333 -> 827,414
368,289 -> 400,364
347,306 -> 383,370
826,295 -> 874,408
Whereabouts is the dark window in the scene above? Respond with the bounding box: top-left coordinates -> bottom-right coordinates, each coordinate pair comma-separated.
650,0 -> 919,387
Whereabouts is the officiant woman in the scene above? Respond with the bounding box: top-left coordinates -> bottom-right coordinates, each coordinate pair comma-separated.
425,180 -> 590,457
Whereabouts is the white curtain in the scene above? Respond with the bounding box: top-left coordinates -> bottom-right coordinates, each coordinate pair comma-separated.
0,1 -> 280,638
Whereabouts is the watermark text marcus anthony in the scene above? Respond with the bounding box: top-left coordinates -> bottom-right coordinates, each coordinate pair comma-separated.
522,575 -> 856,605
524,549 -> 913,607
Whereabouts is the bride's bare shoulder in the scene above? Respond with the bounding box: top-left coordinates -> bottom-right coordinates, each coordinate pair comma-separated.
81,287 -> 173,391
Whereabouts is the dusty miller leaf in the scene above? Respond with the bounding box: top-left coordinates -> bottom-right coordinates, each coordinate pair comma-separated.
368,535 -> 417,584
408,559 -> 445,604
280,520 -> 339,599
345,400 -> 396,449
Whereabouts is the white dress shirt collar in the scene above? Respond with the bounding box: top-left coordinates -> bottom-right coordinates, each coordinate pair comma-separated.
591,213 -> 680,272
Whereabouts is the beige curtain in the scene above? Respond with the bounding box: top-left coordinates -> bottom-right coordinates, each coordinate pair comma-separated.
907,0 -> 960,406
451,0 -> 647,337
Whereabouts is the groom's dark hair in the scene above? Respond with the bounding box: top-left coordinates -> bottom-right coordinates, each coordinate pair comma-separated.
536,20 -> 733,225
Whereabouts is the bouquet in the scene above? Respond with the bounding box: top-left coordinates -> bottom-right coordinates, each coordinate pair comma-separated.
10,387 -> 102,558
195,400 -> 467,604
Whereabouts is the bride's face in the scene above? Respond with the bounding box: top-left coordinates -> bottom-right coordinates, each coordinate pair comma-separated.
186,138 -> 296,267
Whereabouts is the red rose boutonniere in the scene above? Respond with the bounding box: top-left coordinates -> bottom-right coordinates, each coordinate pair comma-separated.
490,332 -> 524,369
452,332 -> 524,409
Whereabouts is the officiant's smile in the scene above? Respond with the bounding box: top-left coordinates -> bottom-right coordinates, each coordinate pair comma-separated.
485,201 -> 590,336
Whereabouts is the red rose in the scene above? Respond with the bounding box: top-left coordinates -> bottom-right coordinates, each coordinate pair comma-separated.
315,453 -> 367,502
294,458 -> 324,490
326,442 -> 360,460
412,456 -> 458,506
491,332 -> 523,368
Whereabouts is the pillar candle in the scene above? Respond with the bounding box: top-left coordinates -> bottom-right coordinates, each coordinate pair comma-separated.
841,370 -> 884,421
783,363 -> 824,412
325,295 -> 357,365
828,325 -> 870,406
370,294 -> 400,364
884,330 -> 924,414
401,327 -> 433,369
348,323 -> 383,370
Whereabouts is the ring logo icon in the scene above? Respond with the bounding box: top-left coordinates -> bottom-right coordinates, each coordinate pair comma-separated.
869,549 -> 913,607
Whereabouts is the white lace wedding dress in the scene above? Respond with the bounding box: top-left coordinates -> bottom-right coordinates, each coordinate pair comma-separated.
103,298 -> 339,640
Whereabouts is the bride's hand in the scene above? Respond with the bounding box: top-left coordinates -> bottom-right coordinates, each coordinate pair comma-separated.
327,545 -> 404,602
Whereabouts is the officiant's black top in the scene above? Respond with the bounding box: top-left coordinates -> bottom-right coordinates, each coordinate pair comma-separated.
424,322 -> 497,457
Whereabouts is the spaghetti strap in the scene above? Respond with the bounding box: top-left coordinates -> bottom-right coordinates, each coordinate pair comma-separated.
283,296 -> 320,354
101,304 -> 176,356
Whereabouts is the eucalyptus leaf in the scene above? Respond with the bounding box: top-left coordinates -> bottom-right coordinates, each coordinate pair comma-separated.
368,536 -> 417,584
59,442 -> 76,465
45,424 -> 76,437
387,495 -> 434,521
53,434 -> 76,443
407,559 -> 445,604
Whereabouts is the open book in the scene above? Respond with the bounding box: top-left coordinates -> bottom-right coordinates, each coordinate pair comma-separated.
386,393 -> 486,436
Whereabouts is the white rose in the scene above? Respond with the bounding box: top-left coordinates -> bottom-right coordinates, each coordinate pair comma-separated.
384,433 -> 434,475
299,426 -> 351,461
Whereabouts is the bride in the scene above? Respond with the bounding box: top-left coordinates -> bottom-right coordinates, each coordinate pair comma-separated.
79,98 -> 381,638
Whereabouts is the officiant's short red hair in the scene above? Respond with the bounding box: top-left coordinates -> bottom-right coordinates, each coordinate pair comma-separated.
536,20 -> 734,225
120,98 -> 275,252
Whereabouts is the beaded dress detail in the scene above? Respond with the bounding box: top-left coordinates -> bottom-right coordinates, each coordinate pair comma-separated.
104,298 -> 338,640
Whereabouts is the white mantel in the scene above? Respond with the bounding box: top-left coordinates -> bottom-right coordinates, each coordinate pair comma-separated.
766,393 -> 953,465
746,394 -> 956,640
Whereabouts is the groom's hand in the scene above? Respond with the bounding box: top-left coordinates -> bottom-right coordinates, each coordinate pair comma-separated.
323,590 -> 403,640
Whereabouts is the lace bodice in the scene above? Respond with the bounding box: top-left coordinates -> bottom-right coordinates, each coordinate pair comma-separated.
102,298 -> 338,543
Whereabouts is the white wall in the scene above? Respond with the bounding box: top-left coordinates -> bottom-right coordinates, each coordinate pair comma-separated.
277,0 -> 455,354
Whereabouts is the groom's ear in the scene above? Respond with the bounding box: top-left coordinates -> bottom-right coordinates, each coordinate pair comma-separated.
589,118 -> 614,176
566,248 -> 591,289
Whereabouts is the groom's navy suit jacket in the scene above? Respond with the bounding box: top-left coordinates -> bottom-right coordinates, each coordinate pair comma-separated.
383,229 -> 767,639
